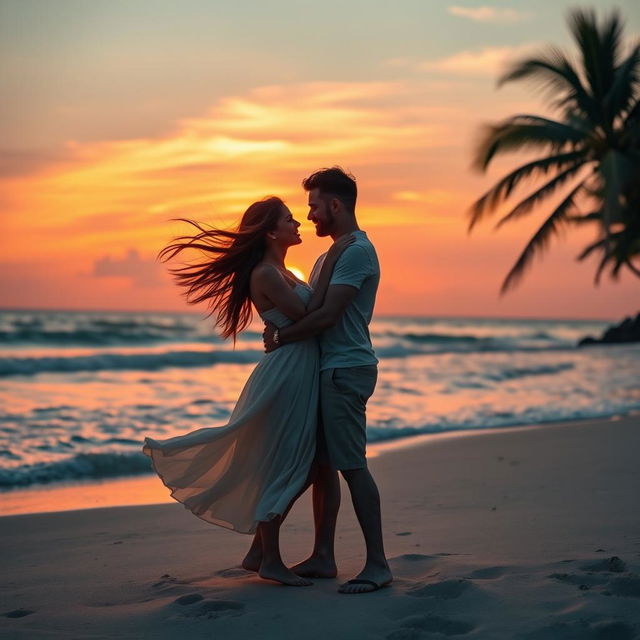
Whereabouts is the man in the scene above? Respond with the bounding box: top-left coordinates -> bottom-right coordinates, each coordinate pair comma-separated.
267,167 -> 392,594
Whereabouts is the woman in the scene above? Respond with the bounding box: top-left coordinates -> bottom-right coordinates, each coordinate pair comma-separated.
143,196 -> 351,587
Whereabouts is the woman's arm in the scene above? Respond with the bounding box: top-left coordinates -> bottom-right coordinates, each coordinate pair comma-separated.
305,234 -> 354,313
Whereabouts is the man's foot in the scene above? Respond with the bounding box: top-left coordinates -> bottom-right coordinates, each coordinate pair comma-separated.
338,565 -> 393,594
290,555 -> 338,578
241,548 -> 262,573
258,562 -> 313,587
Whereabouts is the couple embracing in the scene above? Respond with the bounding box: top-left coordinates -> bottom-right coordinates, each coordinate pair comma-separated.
143,167 -> 392,594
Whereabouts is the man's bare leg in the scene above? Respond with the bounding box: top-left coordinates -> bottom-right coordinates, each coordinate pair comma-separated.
290,464 -> 340,578
338,466 -> 392,593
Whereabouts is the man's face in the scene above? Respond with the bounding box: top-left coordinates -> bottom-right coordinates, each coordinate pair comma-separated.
307,188 -> 334,237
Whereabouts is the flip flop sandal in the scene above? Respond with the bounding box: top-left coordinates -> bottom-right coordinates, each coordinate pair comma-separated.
338,578 -> 391,594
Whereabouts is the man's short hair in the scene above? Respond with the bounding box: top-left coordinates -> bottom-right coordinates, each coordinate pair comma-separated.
302,167 -> 357,213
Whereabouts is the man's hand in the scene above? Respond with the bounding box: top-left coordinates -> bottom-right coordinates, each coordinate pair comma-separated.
263,321 -> 279,353
326,232 -> 355,262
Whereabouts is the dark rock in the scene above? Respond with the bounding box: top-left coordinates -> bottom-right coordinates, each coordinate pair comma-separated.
578,312 -> 640,346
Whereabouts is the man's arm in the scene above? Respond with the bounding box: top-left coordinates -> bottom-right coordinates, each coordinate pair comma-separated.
264,284 -> 357,351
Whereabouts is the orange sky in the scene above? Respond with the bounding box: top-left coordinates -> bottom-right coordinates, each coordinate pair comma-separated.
1,1 -> 638,319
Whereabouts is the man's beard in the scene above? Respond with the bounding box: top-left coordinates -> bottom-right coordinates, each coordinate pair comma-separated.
316,210 -> 334,237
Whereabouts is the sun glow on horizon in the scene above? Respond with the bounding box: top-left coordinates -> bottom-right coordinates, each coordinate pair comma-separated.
287,266 -> 306,283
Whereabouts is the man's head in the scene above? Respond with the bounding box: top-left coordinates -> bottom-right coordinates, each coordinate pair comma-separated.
303,167 -> 357,237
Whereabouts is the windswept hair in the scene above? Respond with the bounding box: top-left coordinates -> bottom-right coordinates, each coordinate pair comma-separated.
302,166 -> 357,212
158,196 -> 285,342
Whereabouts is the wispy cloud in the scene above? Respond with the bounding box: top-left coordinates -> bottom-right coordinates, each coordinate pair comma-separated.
417,44 -> 538,77
448,5 -> 531,23
1,81 -> 455,271
2,81 -> 448,226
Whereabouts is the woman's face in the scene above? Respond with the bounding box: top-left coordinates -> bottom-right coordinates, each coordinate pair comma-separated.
273,206 -> 302,247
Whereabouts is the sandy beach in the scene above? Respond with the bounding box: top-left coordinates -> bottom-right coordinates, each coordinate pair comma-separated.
2,415 -> 639,639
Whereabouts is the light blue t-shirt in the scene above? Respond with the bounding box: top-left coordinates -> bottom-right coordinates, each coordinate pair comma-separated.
309,230 -> 380,371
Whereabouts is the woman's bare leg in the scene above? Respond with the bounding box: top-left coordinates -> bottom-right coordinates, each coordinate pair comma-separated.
241,529 -> 263,571
257,516 -> 312,586
241,465 -> 318,572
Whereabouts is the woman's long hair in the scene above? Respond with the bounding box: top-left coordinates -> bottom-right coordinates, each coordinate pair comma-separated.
159,197 -> 285,342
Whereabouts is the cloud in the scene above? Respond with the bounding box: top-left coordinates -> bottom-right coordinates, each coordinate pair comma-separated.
92,249 -> 164,287
418,44 -> 539,77
0,148 -> 77,178
1,81 -> 451,249
448,6 -> 531,23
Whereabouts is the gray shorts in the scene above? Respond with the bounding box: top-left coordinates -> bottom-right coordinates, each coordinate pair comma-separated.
317,365 -> 378,471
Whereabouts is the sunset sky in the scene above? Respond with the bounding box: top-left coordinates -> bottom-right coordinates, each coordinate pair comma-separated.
1,0 -> 638,319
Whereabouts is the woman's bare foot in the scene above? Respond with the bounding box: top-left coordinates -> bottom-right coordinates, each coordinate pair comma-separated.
290,555 -> 337,578
259,561 -> 313,586
241,548 -> 262,572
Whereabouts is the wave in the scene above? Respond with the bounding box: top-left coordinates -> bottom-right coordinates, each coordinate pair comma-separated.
0,349 -> 262,377
374,342 -> 570,360
3,405 -> 636,489
0,452 -> 152,488
0,313 -> 263,347
389,332 -> 486,344
1,343 -> 581,377
486,362 -> 575,382
365,405 -> 636,444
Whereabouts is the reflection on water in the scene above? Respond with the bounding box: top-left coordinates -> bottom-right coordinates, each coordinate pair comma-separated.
1,310 -> 639,505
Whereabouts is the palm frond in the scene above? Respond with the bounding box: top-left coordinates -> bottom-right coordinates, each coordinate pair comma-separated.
500,182 -> 584,293
605,44 -> 640,119
468,150 -> 588,230
577,235 -> 608,260
570,8 -> 622,101
499,48 -> 598,122
494,168 -> 587,230
567,211 -> 601,224
474,115 -> 587,171
622,97 -> 640,145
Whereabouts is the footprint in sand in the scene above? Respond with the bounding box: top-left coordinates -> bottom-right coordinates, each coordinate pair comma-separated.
550,556 -> 636,596
549,572 -> 609,589
387,614 -> 475,638
152,574 -> 180,588
174,594 -> 204,605
580,556 -> 626,573
171,594 -> 245,620
3,609 -> 35,618
465,566 -> 509,580
215,566 -> 253,578
408,579 -> 472,600
389,554 -> 439,580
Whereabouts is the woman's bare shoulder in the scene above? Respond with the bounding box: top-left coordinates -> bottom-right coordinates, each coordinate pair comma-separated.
251,262 -> 279,283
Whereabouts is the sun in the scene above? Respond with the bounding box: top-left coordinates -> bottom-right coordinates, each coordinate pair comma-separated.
287,265 -> 306,282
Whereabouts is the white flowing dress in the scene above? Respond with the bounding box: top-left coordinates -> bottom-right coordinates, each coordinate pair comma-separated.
143,284 -> 319,534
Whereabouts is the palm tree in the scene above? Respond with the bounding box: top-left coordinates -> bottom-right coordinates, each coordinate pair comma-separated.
469,8 -> 640,293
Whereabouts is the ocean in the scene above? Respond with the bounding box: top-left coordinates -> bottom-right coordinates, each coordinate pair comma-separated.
1,309 -> 638,493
